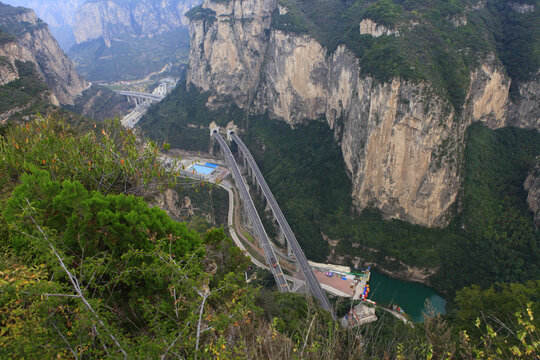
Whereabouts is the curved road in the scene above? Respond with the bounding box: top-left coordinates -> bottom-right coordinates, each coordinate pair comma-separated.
218,180 -> 305,292
213,132 -> 290,292
230,133 -> 334,316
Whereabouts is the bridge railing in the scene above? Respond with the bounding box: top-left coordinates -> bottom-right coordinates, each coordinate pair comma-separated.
230,133 -> 334,316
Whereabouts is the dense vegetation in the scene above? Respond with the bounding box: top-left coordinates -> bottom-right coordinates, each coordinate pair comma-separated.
248,118 -> 540,296
273,0 -> 539,110
1,114 -> 538,358
0,29 -> 15,45
0,60 -> 55,118
436,123 -> 540,291
172,182 -> 230,233
64,84 -> 132,122
243,117 -> 351,261
140,81 -> 244,152
140,78 -> 540,296
68,29 -> 191,82
486,0 -> 540,89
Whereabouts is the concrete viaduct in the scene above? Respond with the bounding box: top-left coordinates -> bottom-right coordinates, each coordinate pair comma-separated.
115,91 -> 164,106
212,128 -> 334,317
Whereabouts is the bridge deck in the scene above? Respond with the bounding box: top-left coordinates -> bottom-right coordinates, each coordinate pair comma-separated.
231,133 -> 334,316
213,132 -> 289,292
116,90 -> 164,102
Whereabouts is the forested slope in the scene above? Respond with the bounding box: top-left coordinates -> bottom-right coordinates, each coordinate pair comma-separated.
0,116 -> 538,358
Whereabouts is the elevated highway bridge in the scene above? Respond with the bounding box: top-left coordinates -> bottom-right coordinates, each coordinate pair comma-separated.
229,132 -> 334,316
212,129 -> 334,317
115,90 -> 164,104
213,131 -> 290,292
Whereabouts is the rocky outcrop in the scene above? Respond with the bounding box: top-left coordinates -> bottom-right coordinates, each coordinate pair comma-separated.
359,19 -> 400,37
508,72 -> 540,130
67,84 -> 132,121
188,0 -> 539,227
0,3 -> 87,105
187,0 -> 277,109
73,0 -> 200,47
525,161 -> 540,227
510,2 -> 535,13
0,36 -> 20,85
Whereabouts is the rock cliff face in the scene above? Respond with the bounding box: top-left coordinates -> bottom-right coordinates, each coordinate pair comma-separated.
187,0 -> 276,108
508,72 -> 540,130
0,3 -> 87,105
73,0 -> 200,47
359,19 -> 400,37
1,0 -> 85,50
525,161 -> 540,228
188,0 -> 539,227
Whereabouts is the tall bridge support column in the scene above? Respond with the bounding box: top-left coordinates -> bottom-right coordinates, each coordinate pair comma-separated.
241,155 -> 248,175
276,227 -> 286,246
287,241 -> 293,258
210,127 -> 220,157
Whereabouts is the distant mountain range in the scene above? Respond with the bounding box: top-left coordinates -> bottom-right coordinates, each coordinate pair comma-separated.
2,0 -> 200,50
1,0 -> 84,50
2,0 -> 201,82
0,1 -> 130,122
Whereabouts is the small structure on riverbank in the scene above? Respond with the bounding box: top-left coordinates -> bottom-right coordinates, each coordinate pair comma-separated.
346,303 -> 377,326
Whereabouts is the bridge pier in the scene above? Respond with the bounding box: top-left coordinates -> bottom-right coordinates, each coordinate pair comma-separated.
276,227 -> 286,246
210,127 -> 220,157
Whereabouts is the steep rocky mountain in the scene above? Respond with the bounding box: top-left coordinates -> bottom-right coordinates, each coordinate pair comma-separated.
0,0 -> 84,50
67,0 -> 200,82
73,0 -> 200,46
0,2 -> 131,122
0,2 -> 87,106
186,0 -> 539,227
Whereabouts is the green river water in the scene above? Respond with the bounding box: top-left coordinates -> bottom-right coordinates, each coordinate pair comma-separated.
366,269 -> 446,322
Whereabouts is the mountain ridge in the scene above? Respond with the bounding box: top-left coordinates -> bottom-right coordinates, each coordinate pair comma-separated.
0,2 -> 87,106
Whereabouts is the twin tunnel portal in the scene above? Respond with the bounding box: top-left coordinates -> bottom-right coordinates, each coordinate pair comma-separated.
212,128 -> 334,317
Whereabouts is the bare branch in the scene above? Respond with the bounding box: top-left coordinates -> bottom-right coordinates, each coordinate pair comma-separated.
195,292 -> 209,358
25,199 -> 128,358
301,312 -> 317,358
52,320 -> 79,360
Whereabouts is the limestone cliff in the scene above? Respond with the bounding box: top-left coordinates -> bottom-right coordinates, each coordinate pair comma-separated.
73,0 -> 200,47
0,3 -> 87,105
508,72 -> 540,130
1,0 -> 85,49
525,161 -> 540,228
187,0 -> 277,108
187,0 -> 538,227
359,19 -> 400,37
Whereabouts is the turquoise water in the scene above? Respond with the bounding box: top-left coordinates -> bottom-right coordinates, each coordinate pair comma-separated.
367,269 -> 446,322
191,164 -> 214,175
205,163 -> 219,168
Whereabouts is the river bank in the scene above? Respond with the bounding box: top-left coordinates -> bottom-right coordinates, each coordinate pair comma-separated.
367,269 -> 446,322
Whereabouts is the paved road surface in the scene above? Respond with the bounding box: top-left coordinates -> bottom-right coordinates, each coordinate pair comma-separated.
219,180 -> 306,293
213,132 -> 289,292
231,133 -> 334,316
